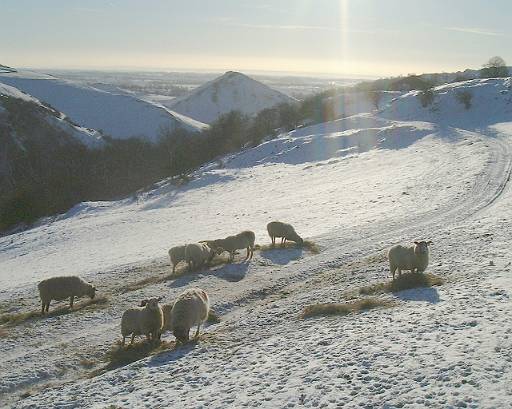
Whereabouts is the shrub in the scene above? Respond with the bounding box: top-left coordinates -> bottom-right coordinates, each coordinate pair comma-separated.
418,88 -> 435,108
455,90 -> 473,109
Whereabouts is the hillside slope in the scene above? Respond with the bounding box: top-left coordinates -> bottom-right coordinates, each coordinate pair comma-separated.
0,70 -> 207,142
169,71 -> 296,123
1,79 -> 512,407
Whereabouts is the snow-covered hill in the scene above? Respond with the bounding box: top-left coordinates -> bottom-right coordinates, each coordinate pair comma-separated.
0,70 -> 207,142
0,82 -> 104,148
168,71 -> 297,123
1,78 -> 512,407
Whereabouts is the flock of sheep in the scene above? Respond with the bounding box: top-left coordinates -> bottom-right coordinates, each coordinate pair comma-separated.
36,220 -> 432,346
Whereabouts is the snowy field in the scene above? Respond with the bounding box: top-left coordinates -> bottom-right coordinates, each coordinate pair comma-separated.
1,79 -> 512,407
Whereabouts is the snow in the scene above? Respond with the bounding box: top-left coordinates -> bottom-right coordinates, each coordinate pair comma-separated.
1,78 -> 512,407
168,71 -> 297,123
0,71 -> 207,142
0,82 -> 104,148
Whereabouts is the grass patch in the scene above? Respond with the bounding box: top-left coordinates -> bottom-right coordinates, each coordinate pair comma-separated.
255,240 -> 320,254
0,295 -> 109,326
0,328 -> 7,337
79,358 -> 96,369
359,272 -> 444,296
301,298 -> 394,319
207,310 -> 221,324
97,339 -> 176,373
118,274 -> 171,293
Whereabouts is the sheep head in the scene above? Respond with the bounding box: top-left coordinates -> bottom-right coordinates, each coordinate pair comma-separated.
88,285 -> 96,299
413,241 -> 432,254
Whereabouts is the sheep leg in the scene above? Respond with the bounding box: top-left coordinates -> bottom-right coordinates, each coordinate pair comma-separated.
398,269 -> 402,277
130,334 -> 136,345
122,336 -> 126,346
245,247 -> 250,260
69,295 -> 74,309
172,264 -> 176,274
249,247 -> 254,260
195,323 -> 201,338
41,303 -> 46,315
280,237 -> 285,247
45,302 -> 50,313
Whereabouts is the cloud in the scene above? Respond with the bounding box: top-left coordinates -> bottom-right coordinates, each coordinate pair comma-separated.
445,27 -> 503,37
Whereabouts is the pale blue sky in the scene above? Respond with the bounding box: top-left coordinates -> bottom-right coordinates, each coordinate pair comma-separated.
1,0 -> 511,77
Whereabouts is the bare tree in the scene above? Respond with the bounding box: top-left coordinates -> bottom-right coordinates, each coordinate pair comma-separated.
480,56 -> 509,78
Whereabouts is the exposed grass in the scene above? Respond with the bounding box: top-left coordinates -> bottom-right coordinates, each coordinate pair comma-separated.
207,310 -> 221,324
359,272 -> 444,296
118,274 -> 171,294
167,254 -> 231,280
79,358 -> 96,369
301,298 -> 394,319
0,328 -> 8,338
0,295 -> 109,326
97,339 -> 176,374
255,239 -> 320,254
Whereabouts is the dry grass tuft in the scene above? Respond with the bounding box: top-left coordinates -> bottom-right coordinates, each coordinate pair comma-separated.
0,327 -> 8,338
99,339 -> 176,373
255,240 -> 320,254
79,358 -> 96,369
359,272 -> 444,296
301,298 -> 394,319
207,310 -> 221,324
0,295 -> 109,326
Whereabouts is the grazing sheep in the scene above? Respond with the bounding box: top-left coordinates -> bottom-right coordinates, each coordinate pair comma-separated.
38,276 -> 96,314
121,297 -> 163,345
388,241 -> 432,280
210,230 -> 255,262
185,243 -> 215,271
168,245 -> 187,274
170,288 -> 210,343
267,221 -> 303,246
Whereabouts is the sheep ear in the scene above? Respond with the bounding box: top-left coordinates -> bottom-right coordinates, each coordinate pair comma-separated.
413,241 -> 419,244
140,300 -> 148,307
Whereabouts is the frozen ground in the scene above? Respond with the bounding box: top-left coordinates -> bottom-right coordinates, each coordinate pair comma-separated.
1,79 -> 512,408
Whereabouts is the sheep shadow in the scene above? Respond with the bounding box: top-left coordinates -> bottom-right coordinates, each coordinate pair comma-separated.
168,261 -> 250,288
147,340 -> 198,368
259,246 -> 304,265
394,286 -> 441,304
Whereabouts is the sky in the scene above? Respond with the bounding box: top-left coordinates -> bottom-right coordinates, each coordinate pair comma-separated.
1,0 -> 511,78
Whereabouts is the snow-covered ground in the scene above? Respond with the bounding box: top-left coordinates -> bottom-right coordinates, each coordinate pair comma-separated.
1,78 -> 512,408
0,70 -> 206,142
168,71 -> 297,123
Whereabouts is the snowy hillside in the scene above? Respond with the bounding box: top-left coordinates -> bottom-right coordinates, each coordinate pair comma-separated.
0,82 -> 103,148
0,70 -> 207,142
168,71 -> 297,123
1,78 -> 512,407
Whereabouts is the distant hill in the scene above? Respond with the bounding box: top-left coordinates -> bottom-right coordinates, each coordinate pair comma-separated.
168,71 -> 297,123
0,70 -> 207,142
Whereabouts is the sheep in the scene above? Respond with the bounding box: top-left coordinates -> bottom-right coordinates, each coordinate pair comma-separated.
168,245 -> 187,274
170,288 -> 210,343
121,297 -> 163,345
388,241 -> 433,280
209,231 -> 255,262
38,276 -> 96,314
267,221 -> 303,246
185,242 -> 215,271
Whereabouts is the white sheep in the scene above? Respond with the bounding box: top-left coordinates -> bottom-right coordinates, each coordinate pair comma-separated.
388,241 -> 433,280
121,297 -> 163,345
38,276 -> 96,314
185,242 -> 215,271
210,230 -> 255,262
170,288 -> 210,343
267,221 -> 303,246
168,245 -> 187,274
